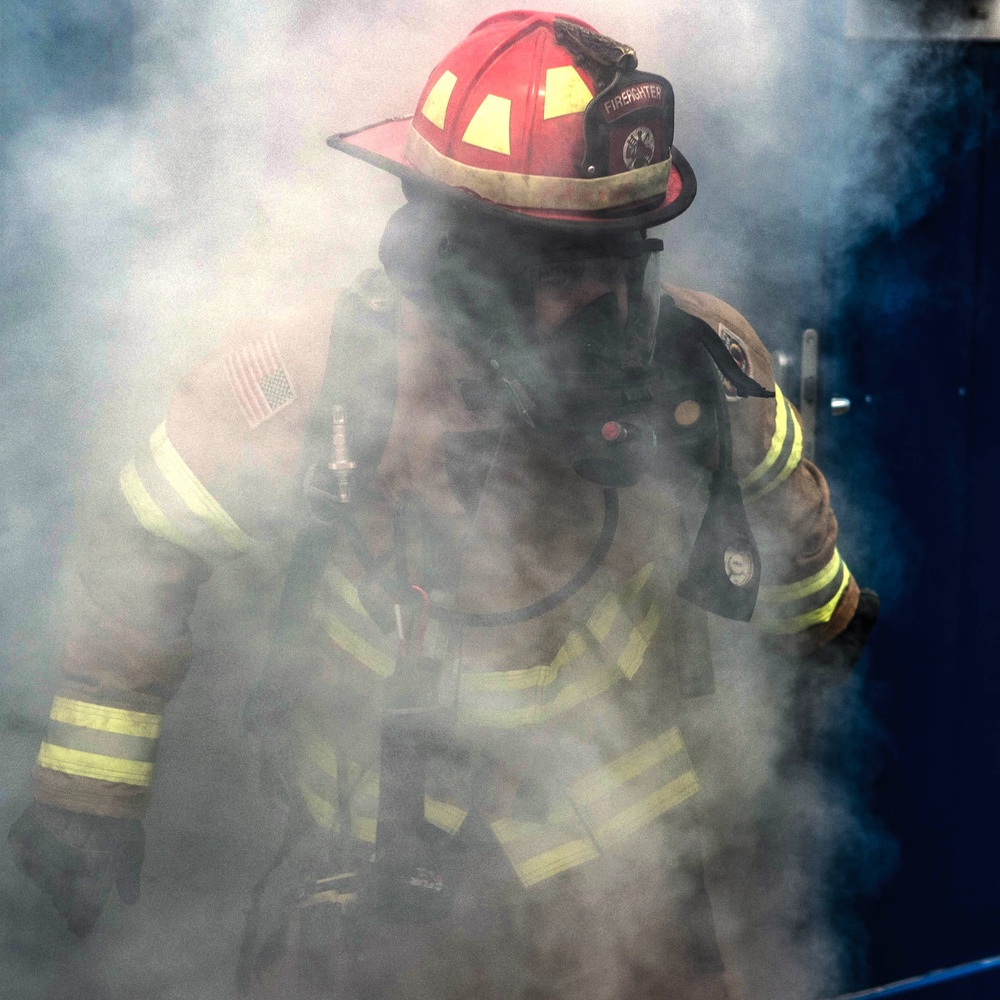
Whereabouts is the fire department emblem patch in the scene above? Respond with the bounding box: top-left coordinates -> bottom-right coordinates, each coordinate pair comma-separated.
623,126 -> 655,169
718,323 -> 751,400
724,547 -> 755,587
224,332 -> 297,428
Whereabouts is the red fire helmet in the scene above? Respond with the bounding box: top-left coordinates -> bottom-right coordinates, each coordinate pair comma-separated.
327,11 -> 696,231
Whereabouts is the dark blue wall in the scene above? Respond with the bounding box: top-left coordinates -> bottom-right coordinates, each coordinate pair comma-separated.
826,41 -> 1000,997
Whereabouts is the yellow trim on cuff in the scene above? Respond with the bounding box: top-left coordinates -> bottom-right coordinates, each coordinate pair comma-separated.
50,697 -> 161,739
760,566 -> 851,635
38,742 -> 154,786
760,550 -> 844,604
148,423 -> 252,554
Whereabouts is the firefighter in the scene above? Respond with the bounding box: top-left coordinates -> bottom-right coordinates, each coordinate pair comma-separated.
9,11 -> 877,1000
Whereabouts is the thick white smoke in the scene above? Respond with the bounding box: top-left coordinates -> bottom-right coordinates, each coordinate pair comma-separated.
0,1 -> 958,997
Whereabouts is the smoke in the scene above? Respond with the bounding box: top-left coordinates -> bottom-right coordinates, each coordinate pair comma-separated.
0,0 -> 963,998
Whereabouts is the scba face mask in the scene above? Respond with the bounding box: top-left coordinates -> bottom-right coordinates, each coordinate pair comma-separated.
487,235 -> 665,485
379,199 -> 668,485
508,237 -> 663,416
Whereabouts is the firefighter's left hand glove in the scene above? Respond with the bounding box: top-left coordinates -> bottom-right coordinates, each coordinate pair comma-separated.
8,802 -> 144,938
804,587 -> 880,681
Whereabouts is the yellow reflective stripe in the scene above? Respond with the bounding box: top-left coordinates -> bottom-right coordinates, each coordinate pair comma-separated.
315,874 -> 358,886
37,742 -> 154,786
593,770 -> 699,846
513,838 -> 602,888
751,399 -> 803,501
295,723 -> 468,841
550,628 -> 589,670
587,590 -> 620,641
148,423 -> 252,554
321,615 -> 394,677
425,797 -> 468,835
621,562 -> 654,602
420,70 -> 457,129
586,562 -> 653,641
761,564 -> 851,635
304,773 -> 468,838
457,562 -> 657,728
769,399 -> 803,493
460,662 -> 621,729
570,726 -> 684,807
119,460 -> 200,555
490,810 -> 602,888
298,723 -> 339,780
300,889 -> 357,909
760,550 -> 844,604
352,815 -> 377,844
50,697 -> 161,739
490,817 -> 534,845
617,600 -> 661,680
299,783 -> 338,831
741,384 -> 788,489
461,660 -> 559,694
742,386 -> 790,489
327,566 -> 368,616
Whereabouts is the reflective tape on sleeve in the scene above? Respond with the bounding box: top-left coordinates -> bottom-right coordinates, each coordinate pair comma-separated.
37,743 -> 154,786
119,423 -> 253,563
37,698 -> 162,787
740,385 -> 804,502
50,697 -> 161,738
756,550 -> 851,634
119,461 -> 196,554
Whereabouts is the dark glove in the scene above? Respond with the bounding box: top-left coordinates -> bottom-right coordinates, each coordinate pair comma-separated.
789,588 -> 880,759
8,801 -> 144,938
806,587 -> 880,678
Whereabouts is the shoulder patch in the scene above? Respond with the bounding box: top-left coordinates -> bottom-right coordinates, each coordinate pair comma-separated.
717,323 -> 752,400
224,332 -> 297,428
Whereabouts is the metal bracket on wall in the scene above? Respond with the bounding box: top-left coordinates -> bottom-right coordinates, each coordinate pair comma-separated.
846,0 -> 1000,40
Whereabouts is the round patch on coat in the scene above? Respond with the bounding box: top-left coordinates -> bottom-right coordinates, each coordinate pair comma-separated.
674,399 -> 701,426
718,324 -> 752,400
724,548 -> 755,587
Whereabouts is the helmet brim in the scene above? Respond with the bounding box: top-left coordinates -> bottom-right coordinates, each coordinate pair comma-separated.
327,116 -> 696,233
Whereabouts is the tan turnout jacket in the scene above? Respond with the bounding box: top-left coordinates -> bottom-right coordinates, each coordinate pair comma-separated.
34,274 -> 860,894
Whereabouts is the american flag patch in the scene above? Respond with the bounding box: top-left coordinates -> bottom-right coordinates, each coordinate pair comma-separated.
224,332 -> 296,428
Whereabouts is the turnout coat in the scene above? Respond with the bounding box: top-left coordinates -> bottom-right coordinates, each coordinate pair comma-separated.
31,272 -> 862,995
